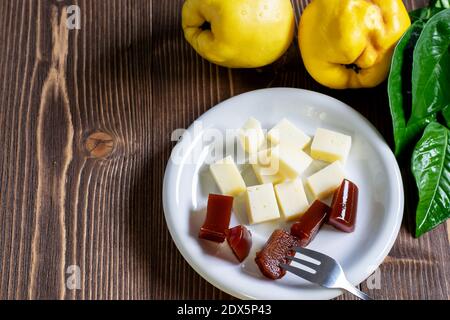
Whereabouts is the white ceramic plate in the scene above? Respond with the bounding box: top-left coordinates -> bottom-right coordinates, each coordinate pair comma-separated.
163,88 -> 403,300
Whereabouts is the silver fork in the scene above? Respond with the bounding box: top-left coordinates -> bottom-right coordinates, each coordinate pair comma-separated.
281,247 -> 372,300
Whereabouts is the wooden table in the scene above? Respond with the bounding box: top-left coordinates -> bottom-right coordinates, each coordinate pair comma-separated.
0,0 -> 448,300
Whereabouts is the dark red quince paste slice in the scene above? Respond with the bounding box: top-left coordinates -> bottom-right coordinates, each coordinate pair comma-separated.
198,194 -> 233,243
328,179 -> 359,233
290,200 -> 330,247
226,225 -> 252,262
255,229 -> 299,280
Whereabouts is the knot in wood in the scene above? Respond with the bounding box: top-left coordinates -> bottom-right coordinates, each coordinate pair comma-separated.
85,132 -> 115,158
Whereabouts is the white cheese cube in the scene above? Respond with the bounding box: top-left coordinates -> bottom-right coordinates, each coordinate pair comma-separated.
250,149 -> 285,185
210,156 -> 246,196
246,183 -> 281,224
238,117 -> 265,154
252,163 -> 285,184
274,179 -> 309,221
268,119 -> 311,150
311,128 -> 352,163
271,145 -> 313,178
306,161 -> 345,199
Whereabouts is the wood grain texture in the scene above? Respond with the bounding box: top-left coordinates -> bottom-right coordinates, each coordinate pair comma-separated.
0,0 -> 448,300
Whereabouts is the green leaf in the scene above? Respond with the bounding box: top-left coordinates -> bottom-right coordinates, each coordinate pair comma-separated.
410,0 -> 450,22
388,21 -> 434,156
409,9 -> 450,123
431,0 -> 450,8
412,122 -> 450,237
409,6 -> 445,22
442,105 -> 450,127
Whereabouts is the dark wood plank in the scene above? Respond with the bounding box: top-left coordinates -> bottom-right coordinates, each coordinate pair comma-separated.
0,0 -> 448,300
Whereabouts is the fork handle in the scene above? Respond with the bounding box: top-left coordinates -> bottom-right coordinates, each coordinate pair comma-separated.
341,283 -> 373,300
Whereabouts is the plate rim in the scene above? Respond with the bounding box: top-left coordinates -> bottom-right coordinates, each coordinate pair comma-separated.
162,87 -> 404,300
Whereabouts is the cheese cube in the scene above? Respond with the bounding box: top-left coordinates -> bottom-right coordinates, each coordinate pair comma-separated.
252,163 -> 285,184
250,149 -> 285,185
210,156 -> 246,196
238,117 -> 265,154
271,145 -> 313,178
246,183 -> 281,224
268,119 -> 311,150
306,161 -> 345,199
274,179 -> 309,221
311,128 -> 352,164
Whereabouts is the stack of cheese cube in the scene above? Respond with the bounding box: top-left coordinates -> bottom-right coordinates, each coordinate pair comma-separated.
209,118 -> 352,225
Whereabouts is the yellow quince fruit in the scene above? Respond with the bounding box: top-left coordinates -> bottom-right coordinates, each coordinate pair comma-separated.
182,0 -> 295,68
299,0 -> 411,89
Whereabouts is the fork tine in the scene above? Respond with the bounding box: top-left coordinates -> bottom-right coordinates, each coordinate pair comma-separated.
280,263 -> 317,282
293,246 -> 330,262
285,255 -> 320,270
